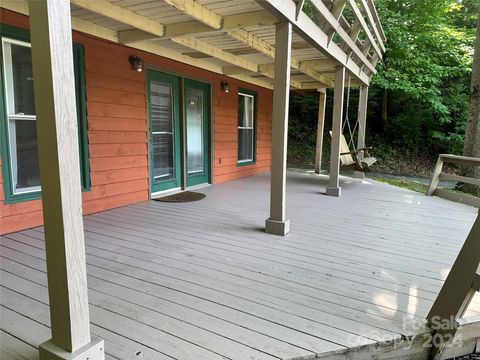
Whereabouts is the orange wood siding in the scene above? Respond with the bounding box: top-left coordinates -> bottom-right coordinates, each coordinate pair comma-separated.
0,9 -> 273,234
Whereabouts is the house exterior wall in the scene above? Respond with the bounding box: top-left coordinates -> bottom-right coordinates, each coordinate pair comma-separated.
0,9 -> 273,235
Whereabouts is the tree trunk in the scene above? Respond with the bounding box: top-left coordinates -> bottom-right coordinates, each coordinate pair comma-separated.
463,7 -> 480,195
382,89 -> 388,133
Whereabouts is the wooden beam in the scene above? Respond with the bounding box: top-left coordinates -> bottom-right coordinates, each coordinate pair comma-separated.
162,0 -> 222,29
259,62 -> 334,88
428,213 -> 480,360
326,66 -> 345,197
28,0 -> 104,358
71,0 -> 165,37
172,36 -> 258,72
120,10 -> 278,43
228,29 -> 335,86
357,85 -> 368,160
171,36 -> 302,88
256,0 -> 371,85
133,40 -> 273,89
1,0 -> 118,42
325,0 -> 347,40
357,0 -> 386,52
293,0 -> 306,20
222,66 -> 251,75
309,0 -> 376,74
265,22 -> 292,236
298,64 -> 335,87
228,29 -> 278,62
315,90 -> 327,173
346,0 -> 382,59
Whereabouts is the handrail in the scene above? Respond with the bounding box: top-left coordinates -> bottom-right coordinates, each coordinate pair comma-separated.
426,154 -> 480,208
427,211 -> 480,359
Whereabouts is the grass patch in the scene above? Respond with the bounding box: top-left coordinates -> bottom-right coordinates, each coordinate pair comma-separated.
372,177 -> 428,193
372,177 -> 478,199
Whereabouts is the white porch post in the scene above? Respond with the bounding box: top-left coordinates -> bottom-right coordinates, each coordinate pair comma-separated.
28,1 -> 104,359
314,88 -> 327,174
265,21 -> 292,236
326,66 -> 345,196
357,85 -> 369,160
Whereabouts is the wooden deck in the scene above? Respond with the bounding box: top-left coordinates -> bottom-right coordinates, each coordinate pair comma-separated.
1,171 -> 479,360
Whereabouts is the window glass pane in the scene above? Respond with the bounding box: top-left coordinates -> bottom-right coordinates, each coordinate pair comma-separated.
152,133 -> 174,181
238,128 -> 253,161
7,42 -> 35,116
14,119 -> 40,190
186,87 -> 204,175
238,95 -> 245,127
244,96 -> 253,128
150,82 -> 173,133
237,94 -> 253,128
150,80 -> 175,182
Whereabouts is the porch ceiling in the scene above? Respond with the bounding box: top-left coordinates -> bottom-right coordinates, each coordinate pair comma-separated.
2,0 -> 386,90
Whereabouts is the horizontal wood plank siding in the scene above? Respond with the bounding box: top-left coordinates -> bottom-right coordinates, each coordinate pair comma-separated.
0,9 -> 273,234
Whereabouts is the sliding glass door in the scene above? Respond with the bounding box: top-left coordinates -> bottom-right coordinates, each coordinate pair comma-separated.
147,71 -> 210,194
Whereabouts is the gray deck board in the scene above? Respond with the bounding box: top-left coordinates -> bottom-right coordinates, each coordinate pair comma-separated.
1,171 -> 479,359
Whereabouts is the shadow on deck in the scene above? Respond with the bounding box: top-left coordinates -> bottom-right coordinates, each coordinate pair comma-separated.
1,171 -> 479,360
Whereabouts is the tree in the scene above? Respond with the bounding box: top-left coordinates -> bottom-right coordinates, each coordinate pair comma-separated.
463,6 -> 480,195
371,0 -> 475,153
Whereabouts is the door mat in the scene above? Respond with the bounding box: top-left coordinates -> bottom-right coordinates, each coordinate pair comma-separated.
153,191 -> 206,203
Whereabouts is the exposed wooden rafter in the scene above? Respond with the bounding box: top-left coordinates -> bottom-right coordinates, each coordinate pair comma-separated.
308,0 -> 376,74
162,0 -> 223,29
71,0 -> 165,37
118,10 -> 278,44
1,0 -> 118,42
346,0 -> 382,59
256,0 -> 371,84
228,29 -> 333,87
172,36 -> 258,72
358,0 -> 386,52
171,36 -> 303,88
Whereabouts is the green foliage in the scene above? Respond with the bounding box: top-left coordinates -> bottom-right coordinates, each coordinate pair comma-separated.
288,0 -> 477,175
370,0 -> 476,154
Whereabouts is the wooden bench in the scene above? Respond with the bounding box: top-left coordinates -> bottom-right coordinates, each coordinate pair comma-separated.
426,154 -> 480,207
330,131 -> 377,171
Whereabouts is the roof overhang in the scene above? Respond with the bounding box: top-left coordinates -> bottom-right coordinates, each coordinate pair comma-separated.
1,0 -> 386,89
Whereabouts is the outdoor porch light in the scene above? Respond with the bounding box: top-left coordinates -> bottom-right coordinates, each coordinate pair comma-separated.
220,80 -> 230,93
129,55 -> 144,72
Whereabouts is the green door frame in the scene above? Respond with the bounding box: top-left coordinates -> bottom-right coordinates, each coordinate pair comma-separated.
184,78 -> 211,187
147,69 -> 181,193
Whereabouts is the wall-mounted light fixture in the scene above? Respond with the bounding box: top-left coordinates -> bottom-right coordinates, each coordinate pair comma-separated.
220,80 -> 230,93
129,55 -> 144,72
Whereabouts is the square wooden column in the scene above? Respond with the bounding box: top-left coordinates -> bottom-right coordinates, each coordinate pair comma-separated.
357,85 -> 369,161
28,0 -> 104,359
326,66 -> 345,197
265,21 -> 292,236
314,88 -> 327,174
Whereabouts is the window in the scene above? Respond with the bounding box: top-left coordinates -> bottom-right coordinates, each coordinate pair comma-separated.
0,25 -> 90,203
237,89 -> 256,165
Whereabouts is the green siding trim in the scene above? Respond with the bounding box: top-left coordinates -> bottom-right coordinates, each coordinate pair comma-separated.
237,87 -> 257,167
73,43 -> 91,192
0,24 -> 90,204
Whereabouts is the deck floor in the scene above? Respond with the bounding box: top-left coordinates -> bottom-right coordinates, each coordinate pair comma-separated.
1,171 -> 479,360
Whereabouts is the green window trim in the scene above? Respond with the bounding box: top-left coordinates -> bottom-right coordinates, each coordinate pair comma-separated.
0,24 -> 90,204
237,87 -> 257,167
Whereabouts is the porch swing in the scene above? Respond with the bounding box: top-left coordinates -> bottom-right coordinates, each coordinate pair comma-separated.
330,76 -> 377,171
